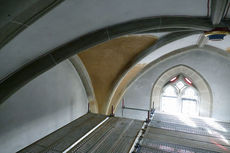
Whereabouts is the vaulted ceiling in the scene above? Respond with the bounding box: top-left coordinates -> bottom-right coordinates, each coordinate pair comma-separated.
0,0 -> 230,114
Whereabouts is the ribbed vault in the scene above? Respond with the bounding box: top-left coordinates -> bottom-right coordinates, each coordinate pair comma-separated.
78,35 -> 157,113
0,0 -> 230,112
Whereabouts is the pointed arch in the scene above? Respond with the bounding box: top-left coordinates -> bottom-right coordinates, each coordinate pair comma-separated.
151,65 -> 212,117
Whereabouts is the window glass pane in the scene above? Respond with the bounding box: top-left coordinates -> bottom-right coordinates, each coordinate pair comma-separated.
176,81 -> 185,89
185,77 -> 192,84
161,97 -> 178,114
182,99 -> 197,116
182,87 -> 198,100
163,85 -> 177,97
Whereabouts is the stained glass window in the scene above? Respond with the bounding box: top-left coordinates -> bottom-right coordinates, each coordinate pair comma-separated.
161,75 -> 199,116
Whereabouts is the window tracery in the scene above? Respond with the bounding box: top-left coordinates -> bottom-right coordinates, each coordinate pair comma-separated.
161,75 -> 199,116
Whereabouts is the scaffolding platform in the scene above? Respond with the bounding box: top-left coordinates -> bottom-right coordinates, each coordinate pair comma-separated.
18,113 -> 142,153
138,113 -> 230,153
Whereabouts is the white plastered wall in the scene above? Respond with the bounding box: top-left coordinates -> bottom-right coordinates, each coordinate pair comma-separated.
116,49 -> 230,122
0,60 -> 88,153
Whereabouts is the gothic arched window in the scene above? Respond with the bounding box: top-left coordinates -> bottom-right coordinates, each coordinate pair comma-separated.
160,75 -> 199,116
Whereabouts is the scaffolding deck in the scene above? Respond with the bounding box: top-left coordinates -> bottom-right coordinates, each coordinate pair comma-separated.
138,113 -> 230,153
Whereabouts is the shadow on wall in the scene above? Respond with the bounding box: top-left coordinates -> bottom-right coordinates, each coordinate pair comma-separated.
0,61 -> 88,153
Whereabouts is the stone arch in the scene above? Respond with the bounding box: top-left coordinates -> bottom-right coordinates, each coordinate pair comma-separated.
0,17 -> 212,105
151,65 -> 212,117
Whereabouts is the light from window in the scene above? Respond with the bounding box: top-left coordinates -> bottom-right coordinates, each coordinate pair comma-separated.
160,75 -> 199,116
182,100 -> 197,116
163,85 -> 177,96
170,76 -> 177,82
162,97 -> 178,113
184,77 -> 192,85
182,87 -> 198,100
176,81 -> 185,89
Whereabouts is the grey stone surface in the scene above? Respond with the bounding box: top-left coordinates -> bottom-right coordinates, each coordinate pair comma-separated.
211,0 -> 229,25
0,0 -> 64,49
70,56 -> 95,102
0,0 -> 39,27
